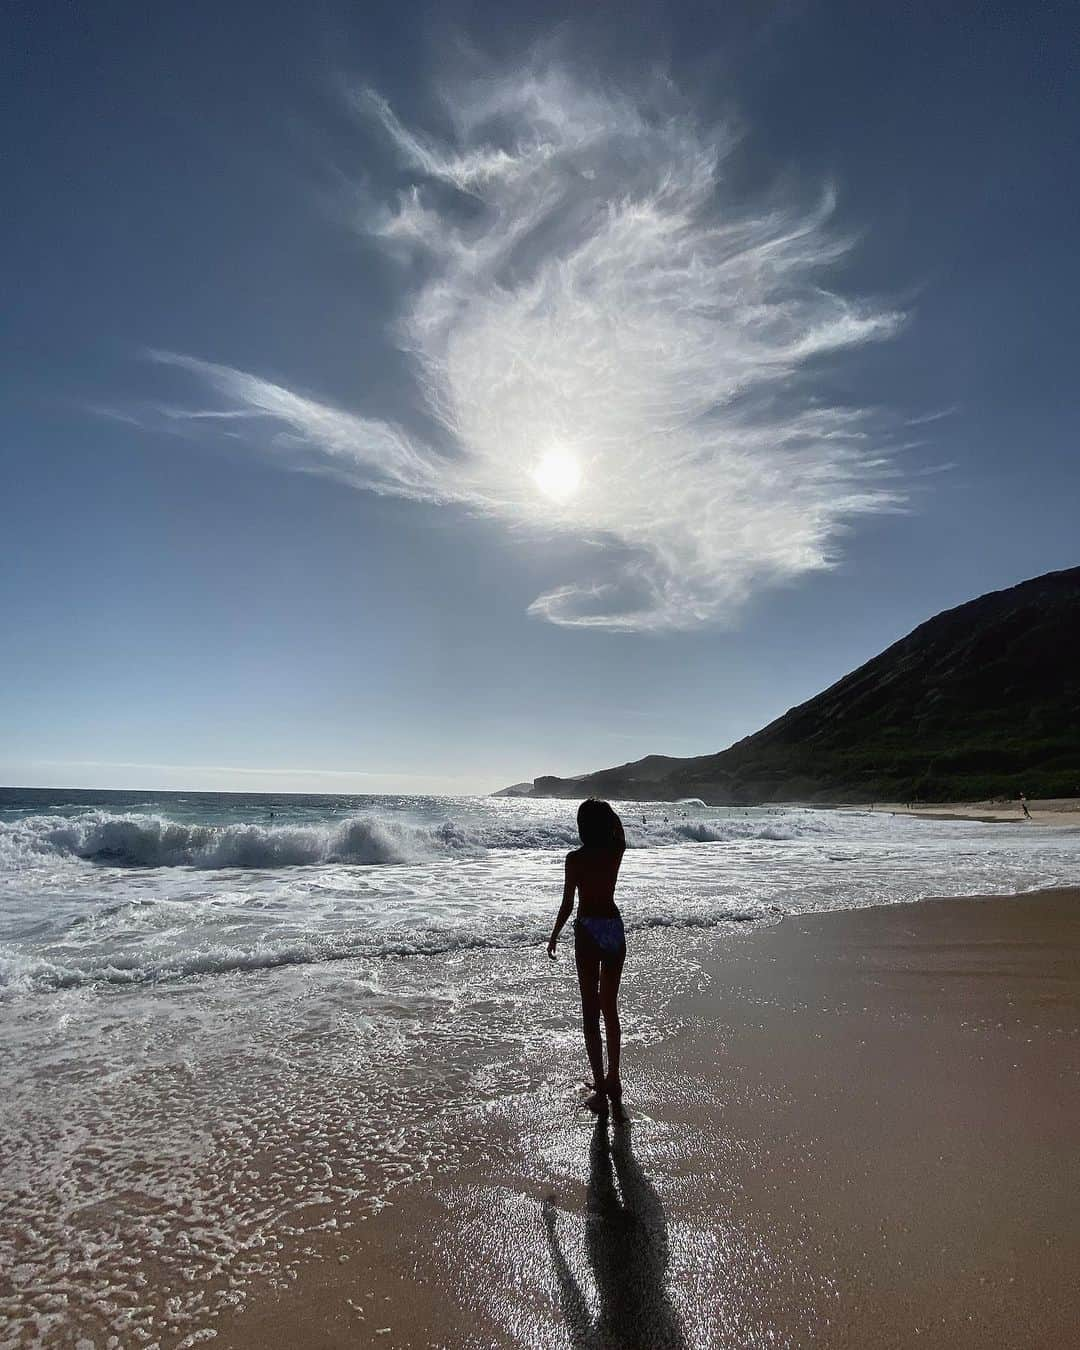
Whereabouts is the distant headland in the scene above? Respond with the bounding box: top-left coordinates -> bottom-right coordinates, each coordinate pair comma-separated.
496,566 -> 1080,805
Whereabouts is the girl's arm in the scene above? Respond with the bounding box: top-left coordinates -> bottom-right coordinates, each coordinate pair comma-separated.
547,855 -> 577,958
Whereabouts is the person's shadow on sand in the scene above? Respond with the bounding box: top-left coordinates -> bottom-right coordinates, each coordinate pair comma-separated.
543,1117 -> 687,1350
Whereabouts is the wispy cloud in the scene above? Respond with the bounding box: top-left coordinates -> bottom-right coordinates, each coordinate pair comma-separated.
143,61 -> 905,630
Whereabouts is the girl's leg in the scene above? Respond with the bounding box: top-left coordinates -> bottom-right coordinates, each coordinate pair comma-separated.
575,940 -> 606,1096
598,951 -> 625,1093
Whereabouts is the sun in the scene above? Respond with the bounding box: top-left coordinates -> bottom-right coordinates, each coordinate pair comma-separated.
532,447 -> 581,502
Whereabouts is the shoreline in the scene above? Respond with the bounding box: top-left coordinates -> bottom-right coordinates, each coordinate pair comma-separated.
499,792 -> 1080,828
212,885 -> 1080,1349
863,797 -> 1080,826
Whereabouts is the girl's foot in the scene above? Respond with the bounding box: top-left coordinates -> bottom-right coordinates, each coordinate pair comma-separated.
583,1080 -> 609,1114
584,1090 -> 609,1116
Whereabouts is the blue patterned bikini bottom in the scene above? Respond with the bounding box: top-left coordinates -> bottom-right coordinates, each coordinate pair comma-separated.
575,915 -> 626,958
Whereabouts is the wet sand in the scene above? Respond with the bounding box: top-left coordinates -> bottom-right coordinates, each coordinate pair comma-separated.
218,888 -> 1080,1349
871,797 -> 1080,826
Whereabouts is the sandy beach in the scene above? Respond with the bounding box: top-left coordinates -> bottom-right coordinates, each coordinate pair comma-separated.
208,887 -> 1080,1349
872,799 -> 1080,827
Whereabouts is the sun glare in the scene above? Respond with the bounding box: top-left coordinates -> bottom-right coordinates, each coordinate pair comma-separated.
532,447 -> 581,502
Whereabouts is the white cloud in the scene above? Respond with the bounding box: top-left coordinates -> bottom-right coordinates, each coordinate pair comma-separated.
151,62 -> 904,630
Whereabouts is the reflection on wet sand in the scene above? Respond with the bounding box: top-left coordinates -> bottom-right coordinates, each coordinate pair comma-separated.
544,1118 -> 687,1349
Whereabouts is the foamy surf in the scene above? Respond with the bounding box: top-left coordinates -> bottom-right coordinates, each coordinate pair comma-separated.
0,810 -> 460,869
0,807 -> 806,871
0,902 -> 771,996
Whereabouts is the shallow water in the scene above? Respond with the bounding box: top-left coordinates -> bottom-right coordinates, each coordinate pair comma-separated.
1,789 -> 1077,1346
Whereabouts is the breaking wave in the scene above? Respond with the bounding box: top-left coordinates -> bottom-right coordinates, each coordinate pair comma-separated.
1,811 -> 502,870
0,810 -> 804,871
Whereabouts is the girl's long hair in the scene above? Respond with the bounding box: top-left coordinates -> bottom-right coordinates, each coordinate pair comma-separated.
577,798 -> 625,850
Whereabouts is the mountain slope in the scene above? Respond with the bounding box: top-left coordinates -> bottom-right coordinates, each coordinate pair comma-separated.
522,567 -> 1080,804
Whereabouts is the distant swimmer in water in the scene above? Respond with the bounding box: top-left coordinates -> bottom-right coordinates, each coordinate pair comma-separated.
548,799 -> 627,1116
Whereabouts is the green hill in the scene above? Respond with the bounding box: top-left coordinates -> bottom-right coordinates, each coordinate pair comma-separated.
516,567 -> 1080,804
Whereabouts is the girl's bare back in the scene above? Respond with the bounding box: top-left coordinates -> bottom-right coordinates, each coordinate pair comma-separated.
567,846 -> 623,918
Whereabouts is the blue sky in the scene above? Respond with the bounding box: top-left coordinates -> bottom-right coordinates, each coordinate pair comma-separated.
3,1 -> 1077,794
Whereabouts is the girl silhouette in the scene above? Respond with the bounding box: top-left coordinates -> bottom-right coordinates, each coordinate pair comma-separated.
547,799 -> 627,1113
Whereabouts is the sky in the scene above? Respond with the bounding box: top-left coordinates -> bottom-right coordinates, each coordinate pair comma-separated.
2,0 -> 1077,795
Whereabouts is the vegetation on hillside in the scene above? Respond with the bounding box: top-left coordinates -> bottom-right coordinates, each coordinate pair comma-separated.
523,567 -> 1080,804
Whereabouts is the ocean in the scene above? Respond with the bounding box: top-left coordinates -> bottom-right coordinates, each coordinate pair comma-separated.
6,788 -> 1080,993
2,787 -> 1078,1346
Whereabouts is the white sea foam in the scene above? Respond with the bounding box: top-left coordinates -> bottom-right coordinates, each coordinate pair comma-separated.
0,808 -> 808,871
0,810 -> 440,869
0,902 -> 770,996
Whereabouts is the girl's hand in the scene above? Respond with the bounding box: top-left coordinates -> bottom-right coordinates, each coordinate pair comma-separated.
547,935 -> 558,960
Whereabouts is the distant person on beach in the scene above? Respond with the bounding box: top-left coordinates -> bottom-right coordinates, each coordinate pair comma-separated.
1020,793 -> 1032,819
548,799 -> 627,1115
